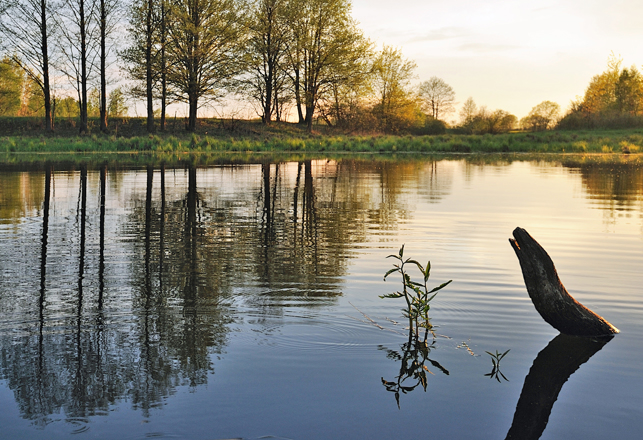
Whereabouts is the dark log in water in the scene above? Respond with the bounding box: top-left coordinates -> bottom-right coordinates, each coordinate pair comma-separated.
509,227 -> 619,336
505,333 -> 611,440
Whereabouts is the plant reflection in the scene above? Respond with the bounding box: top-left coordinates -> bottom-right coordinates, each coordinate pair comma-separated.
504,333 -> 612,440
379,327 -> 449,409
484,349 -> 510,383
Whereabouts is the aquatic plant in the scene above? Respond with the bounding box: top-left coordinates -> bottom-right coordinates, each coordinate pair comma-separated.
381,245 -> 452,333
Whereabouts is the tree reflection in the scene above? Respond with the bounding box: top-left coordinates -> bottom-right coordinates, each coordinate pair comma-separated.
563,160 -> 643,213
0,159 -> 454,424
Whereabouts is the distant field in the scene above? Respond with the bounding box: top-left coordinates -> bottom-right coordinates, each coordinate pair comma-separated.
2,116 -> 643,155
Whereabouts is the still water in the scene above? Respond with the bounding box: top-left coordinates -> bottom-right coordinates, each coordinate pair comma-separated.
0,156 -> 642,439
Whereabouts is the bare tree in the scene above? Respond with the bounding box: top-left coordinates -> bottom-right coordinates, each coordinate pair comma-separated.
0,0 -> 57,131
418,76 -> 455,121
58,0 -> 99,134
98,0 -> 119,132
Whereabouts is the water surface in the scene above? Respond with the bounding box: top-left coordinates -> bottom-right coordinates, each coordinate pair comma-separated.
1,156 -> 642,439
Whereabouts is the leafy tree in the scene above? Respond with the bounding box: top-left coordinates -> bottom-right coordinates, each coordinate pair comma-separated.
20,76 -> 45,116
0,57 -> 23,115
54,96 -> 80,118
87,87 -> 100,117
615,67 -> 643,115
581,53 -> 621,114
283,0 -> 370,131
240,0 -> 289,124
475,108 -> 516,134
418,76 -> 455,121
107,86 -> 128,116
166,0 -> 243,132
520,100 -> 560,131
460,103 -> 515,134
0,0 -> 57,130
458,96 -> 477,131
558,54 -> 643,129
370,45 -> 421,133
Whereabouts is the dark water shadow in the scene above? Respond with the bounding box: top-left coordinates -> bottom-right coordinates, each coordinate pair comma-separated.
505,333 -> 612,440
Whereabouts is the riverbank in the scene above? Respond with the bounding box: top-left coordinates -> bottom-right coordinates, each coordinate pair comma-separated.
2,117 -> 643,155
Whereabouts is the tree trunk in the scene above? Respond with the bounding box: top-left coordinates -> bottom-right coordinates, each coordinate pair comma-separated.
509,227 -> 619,336
99,0 -> 107,133
40,0 -> 53,132
79,0 -> 88,135
160,0 -> 167,131
294,68 -> 304,124
145,0 -> 154,133
188,94 -> 197,132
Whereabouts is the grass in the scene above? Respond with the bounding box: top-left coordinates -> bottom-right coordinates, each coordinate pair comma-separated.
3,117 -> 643,156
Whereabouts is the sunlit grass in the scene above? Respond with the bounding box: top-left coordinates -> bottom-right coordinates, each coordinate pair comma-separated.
2,119 -> 643,156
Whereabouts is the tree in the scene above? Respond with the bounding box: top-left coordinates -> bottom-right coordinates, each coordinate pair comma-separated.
557,54 -> 643,129
0,57 -> 23,115
615,67 -> 643,115
20,75 -> 45,116
58,0 -> 98,134
476,108 -> 516,134
0,0 -> 57,130
55,96 -> 80,118
98,0 -> 119,132
418,76 -> 455,121
521,100 -> 560,131
121,0 -> 159,132
581,53 -> 621,114
461,104 -> 516,134
240,0 -> 289,124
459,96 -> 477,130
371,45 -> 421,133
283,0 -> 371,131
107,86 -> 128,116
166,0 -> 243,132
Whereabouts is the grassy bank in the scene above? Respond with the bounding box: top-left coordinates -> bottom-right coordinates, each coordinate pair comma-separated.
2,117 -> 643,155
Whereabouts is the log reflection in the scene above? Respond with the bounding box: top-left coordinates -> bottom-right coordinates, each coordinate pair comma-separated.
505,334 -> 611,440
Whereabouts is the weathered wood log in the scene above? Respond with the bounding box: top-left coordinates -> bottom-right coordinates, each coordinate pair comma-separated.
509,227 -> 619,336
505,333 -> 611,440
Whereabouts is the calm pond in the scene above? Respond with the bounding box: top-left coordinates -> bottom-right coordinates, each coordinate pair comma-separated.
0,155 -> 642,440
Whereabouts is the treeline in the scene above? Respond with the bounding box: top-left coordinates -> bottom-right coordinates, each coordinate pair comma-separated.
3,0 -> 642,137
0,0 -> 470,135
558,54 -> 643,130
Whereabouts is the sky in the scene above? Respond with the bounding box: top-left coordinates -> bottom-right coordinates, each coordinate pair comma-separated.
351,0 -> 643,121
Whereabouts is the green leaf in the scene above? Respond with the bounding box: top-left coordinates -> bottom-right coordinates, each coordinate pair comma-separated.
383,267 -> 399,280
424,261 -> 431,281
428,280 -> 452,294
398,244 -> 405,258
379,292 -> 404,299
407,259 -> 423,272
